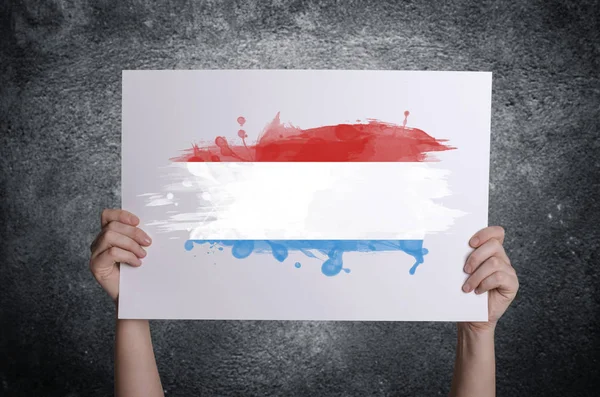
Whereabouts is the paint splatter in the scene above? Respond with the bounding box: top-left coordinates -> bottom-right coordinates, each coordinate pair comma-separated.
175,112 -> 442,277
184,240 -> 429,275
294,262 -> 301,268
171,112 -> 454,163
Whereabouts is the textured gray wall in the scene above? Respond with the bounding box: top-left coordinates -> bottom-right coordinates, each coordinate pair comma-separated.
1,0 -> 599,396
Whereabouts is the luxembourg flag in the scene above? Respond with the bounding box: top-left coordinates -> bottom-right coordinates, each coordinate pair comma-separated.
157,110 -> 463,276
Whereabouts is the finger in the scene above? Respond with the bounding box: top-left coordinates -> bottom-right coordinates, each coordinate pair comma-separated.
89,221 -> 151,254
91,230 -> 147,260
474,270 -> 519,296
104,221 -> 152,247
469,225 -> 505,248
91,247 -> 142,273
463,256 -> 513,293
464,238 -> 510,274
101,209 -> 140,228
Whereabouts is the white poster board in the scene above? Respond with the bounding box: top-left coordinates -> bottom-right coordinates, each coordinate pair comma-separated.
120,70 -> 491,321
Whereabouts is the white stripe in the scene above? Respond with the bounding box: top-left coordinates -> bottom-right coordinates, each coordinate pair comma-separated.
145,162 -> 465,240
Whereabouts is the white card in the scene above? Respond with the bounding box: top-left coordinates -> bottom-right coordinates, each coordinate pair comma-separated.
120,70 -> 491,321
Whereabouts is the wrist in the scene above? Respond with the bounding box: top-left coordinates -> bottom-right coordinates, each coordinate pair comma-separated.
458,322 -> 496,340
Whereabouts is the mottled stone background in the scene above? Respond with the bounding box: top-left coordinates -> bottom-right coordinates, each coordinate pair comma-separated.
1,1 -> 599,396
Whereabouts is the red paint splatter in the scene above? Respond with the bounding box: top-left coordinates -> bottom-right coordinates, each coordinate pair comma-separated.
171,112 -> 455,162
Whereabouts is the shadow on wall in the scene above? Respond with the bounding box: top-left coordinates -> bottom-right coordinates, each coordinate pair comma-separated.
0,225 -> 114,395
1,308 -> 109,395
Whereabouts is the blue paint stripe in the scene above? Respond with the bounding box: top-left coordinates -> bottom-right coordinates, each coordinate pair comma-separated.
185,240 -> 428,276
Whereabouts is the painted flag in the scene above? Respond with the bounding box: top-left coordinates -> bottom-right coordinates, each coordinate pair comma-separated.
156,110 -> 463,276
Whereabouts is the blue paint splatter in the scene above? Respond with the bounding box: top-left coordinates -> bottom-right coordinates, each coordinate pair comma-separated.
294,262 -> 302,268
321,249 -> 343,276
185,240 -> 428,276
231,240 -> 254,258
266,241 -> 288,262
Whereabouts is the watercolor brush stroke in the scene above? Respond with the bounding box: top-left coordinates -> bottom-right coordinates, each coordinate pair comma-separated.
171,111 -> 454,163
140,111 -> 463,276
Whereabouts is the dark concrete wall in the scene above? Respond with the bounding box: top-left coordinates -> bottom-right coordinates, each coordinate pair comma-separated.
1,1 -> 599,396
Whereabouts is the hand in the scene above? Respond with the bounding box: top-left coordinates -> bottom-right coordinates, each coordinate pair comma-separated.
461,226 -> 519,333
89,209 -> 152,302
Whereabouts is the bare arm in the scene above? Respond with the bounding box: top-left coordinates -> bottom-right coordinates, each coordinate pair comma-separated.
450,325 -> 495,397
450,226 -> 519,397
90,209 -> 163,397
115,317 -> 164,397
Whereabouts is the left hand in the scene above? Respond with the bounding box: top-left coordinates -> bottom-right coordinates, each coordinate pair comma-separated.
462,226 -> 519,333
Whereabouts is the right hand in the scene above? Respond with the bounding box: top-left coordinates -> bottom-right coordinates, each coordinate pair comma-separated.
89,209 -> 152,302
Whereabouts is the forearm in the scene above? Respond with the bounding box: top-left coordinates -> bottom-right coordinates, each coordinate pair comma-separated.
449,324 -> 496,397
115,317 -> 164,397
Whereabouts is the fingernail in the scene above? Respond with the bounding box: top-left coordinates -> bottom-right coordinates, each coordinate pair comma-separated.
463,284 -> 470,292
470,237 -> 479,246
475,288 -> 481,294
464,265 -> 471,274
140,247 -> 147,257
131,215 -> 140,224
144,237 -> 152,245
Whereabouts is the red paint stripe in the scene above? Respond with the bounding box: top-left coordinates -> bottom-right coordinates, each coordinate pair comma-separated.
171,112 -> 455,162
